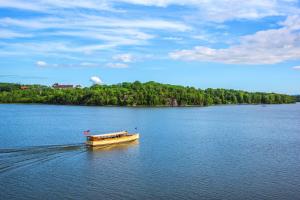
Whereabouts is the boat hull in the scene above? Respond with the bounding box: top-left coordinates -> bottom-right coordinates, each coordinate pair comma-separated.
86,134 -> 139,147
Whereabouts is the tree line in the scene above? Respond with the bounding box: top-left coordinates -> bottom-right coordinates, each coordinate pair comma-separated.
0,81 -> 296,106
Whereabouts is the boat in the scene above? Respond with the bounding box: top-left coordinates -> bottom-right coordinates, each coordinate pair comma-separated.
85,131 -> 139,147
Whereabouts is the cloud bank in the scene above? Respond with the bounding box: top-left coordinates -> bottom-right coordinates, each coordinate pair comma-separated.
1,0 -> 300,66
170,15 -> 300,64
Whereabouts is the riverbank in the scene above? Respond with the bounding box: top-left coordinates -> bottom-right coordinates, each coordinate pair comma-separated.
0,102 -> 297,109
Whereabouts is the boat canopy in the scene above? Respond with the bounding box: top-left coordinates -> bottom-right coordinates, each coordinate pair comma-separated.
87,131 -> 128,139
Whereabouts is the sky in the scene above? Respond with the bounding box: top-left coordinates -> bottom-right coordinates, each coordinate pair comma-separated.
0,0 -> 300,94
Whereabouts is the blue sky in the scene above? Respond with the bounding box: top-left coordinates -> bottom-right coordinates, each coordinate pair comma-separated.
0,0 -> 300,94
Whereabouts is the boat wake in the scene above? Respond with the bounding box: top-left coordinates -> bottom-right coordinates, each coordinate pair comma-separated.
0,143 -> 86,174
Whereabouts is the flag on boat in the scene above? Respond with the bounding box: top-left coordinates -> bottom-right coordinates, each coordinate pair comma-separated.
83,130 -> 90,135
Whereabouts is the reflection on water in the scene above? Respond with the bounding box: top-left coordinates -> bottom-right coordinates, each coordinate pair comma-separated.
0,143 -> 85,174
0,141 -> 140,175
87,140 -> 139,152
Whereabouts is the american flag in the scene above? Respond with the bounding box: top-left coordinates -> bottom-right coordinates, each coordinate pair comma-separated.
83,130 -> 90,135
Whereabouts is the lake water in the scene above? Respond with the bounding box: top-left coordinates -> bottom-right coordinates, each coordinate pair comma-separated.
1,104 -> 300,200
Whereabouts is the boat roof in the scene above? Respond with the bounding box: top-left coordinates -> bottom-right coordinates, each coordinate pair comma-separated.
88,131 -> 128,138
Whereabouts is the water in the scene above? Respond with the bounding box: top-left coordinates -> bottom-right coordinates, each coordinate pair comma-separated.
1,104 -> 300,200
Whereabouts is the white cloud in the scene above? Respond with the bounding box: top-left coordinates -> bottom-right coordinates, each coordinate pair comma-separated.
0,15 -> 190,31
35,60 -> 101,68
36,60 -> 47,67
0,14 -> 189,55
117,0 -> 299,22
170,15 -> 300,64
0,0 -> 298,23
192,32 -> 220,43
80,62 -> 98,67
293,66 -> 300,70
0,0 -> 115,12
0,0 -> 45,11
163,36 -> 182,41
90,76 -> 103,85
47,29 -> 154,43
2,0 -> 300,66
113,53 -> 134,63
106,62 -> 129,68
0,29 -> 32,39
4,0 -> 297,23
1,41 -> 121,56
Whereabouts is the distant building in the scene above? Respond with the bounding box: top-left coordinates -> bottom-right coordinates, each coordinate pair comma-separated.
75,85 -> 82,88
20,86 -> 29,90
52,83 -> 74,89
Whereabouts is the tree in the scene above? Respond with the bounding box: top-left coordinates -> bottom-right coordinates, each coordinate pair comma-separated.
0,82 -> 295,106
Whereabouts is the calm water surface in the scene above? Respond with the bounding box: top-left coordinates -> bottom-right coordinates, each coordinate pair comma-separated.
0,104 -> 300,200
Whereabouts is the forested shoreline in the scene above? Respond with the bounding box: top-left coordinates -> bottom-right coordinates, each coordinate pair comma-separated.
0,81 -> 296,106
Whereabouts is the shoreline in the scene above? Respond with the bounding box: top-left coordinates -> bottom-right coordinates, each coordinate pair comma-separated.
0,102 -> 297,108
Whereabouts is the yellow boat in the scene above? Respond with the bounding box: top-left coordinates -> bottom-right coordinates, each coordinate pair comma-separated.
86,131 -> 139,147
